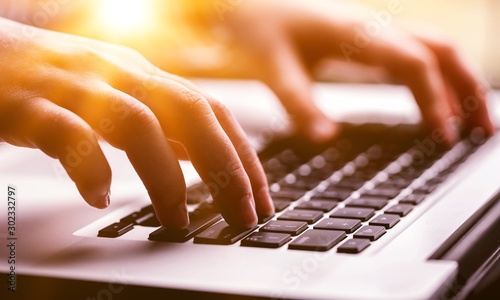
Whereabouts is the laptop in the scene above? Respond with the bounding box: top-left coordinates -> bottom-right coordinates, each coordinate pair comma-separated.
1,80 -> 499,300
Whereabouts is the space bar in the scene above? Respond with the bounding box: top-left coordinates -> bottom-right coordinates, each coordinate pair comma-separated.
149,210 -> 222,243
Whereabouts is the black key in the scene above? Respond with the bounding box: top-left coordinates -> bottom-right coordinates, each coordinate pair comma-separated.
194,221 -> 257,245
330,208 -> 375,221
331,180 -> 365,191
383,178 -> 411,189
314,218 -> 361,233
295,200 -> 338,212
376,181 -> 409,190
271,190 -> 306,201
346,197 -> 388,210
258,214 -> 274,224
241,232 -> 292,248
140,205 -> 155,213
149,209 -> 221,243
369,214 -> 400,229
278,209 -> 323,224
413,184 -> 438,194
337,238 -> 371,254
354,226 -> 386,241
400,194 -> 426,205
289,230 -> 346,251
138,215 -> 161,227
385,204 -> 413,217
313,190 -> 352,201
120,210 -> 150,225
280,180 -> 319,191
273,199 -> 292,212
98,222 -> 133,238
260,220 -> 308,236
364,188 -> 401,199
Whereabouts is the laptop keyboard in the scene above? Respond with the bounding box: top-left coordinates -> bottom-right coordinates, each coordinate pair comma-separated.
98,123 -> 487,253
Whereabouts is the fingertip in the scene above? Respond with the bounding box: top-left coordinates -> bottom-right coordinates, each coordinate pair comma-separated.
155,201 -> 190,229
254,187 -> 275,217
223,195 -> 258,229
80,188 -> 111,209
300,118 -> 339,144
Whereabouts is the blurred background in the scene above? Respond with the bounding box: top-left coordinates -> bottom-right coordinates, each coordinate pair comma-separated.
348,0 -> 500,87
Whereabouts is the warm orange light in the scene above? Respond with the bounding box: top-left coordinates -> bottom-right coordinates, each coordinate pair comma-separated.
99,0 -> 152,33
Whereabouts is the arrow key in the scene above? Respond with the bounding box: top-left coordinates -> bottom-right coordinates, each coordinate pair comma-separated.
354,225 -> 386,241
369,214 -> 400,229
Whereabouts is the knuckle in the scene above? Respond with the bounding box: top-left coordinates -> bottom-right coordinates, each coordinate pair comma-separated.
209,99 -> 233,120
433,38 -> 458,58
178,89 -> 214,122
122,102 -> 158,134
403,49 -> 438,74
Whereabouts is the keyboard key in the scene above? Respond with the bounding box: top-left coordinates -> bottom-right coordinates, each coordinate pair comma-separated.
337,238 -> 371,254
376,181 -> 409,190
98,222 -> 134,238
363,188 -> 401,199
399,194 -> 426,205
278,209 -> 323,224
258,214 -> 274,224
318,189 -> 352,201
385,204 -> 414,217
149,209 -> 221,243
314,218 -> 361,233
369,214 -> 400,229
413,184 -> 438,194
330,208 -> 375,221
289,230 -> 346,251
331,180 -> 365,191
295,200 -> 338,212
260,220 -> 308,236
271,190 -> 306,201
194,221 -> 257,245
346,197 -> 388,210
120,209 -> 151,225
138,215 -> 161,227
241,232 -> 292,248
273,199 -> 292,212
354,226 -> 386,241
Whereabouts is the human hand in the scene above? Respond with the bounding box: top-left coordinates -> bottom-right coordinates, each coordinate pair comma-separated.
210,0 -> 495,144
0,18 -> 273,229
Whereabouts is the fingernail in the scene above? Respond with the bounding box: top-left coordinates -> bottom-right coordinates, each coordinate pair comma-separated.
84,189 -> 110,209
256,188 -> 275,217
240,197 -> 257,228
446,117 -> 461,145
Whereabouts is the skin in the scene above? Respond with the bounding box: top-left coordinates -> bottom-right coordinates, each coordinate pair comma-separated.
189,0 -> 495,143
0,17 -> 274,229
0,0 -> 495,230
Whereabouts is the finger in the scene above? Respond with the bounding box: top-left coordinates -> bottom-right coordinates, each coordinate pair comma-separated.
409,32 -> 495,135
208,100 -> 274,218
261,37 -> 339,144
308,20 -> 459,145
143,79 -> 258,228
151,73 -> 274,218
49,83 -> 189,228
344,34 -> 459,146
0,97 -> 111,208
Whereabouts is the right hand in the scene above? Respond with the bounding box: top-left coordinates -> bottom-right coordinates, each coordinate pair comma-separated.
0,18 -> 274,229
